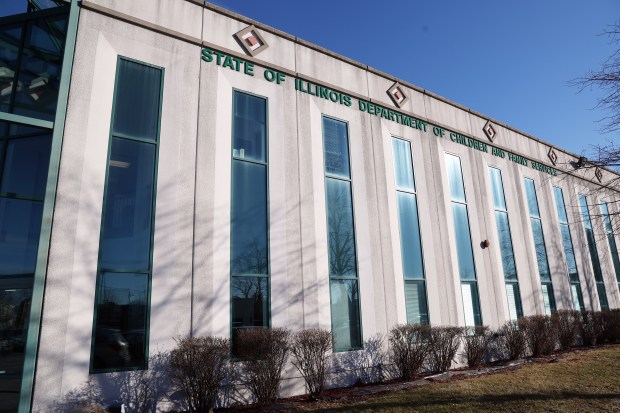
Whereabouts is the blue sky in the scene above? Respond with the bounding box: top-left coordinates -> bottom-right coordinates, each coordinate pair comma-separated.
4,1 -> 618,155
211,0 -> 619,156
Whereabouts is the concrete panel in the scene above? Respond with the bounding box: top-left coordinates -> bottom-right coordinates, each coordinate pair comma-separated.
423,94 -> 473,137
33,10 -> 200,410
295,43 -> 368,98
296,93 -> 332,331
89,0 -> 203,39
308,96 -> 381,338
33,23 -> 117,410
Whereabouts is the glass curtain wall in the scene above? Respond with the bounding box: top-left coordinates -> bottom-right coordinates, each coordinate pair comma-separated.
230,91 -> 270,346
553,187 -> 585,311
90,58 -> 163,372
445,154 -> 482,327
600,201 -> 620,293
0,122 -> 51,411
0,2 -> 71,409
488,167 -> 523,320
579,195 -> 609,310
523,178 -> 556,314
392,137 -> 428,324
323,116 -> 362,351
1,2 -> 69,121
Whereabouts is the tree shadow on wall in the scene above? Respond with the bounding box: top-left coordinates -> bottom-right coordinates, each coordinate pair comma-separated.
49,351 -> 177,413
329,334 -> 391,388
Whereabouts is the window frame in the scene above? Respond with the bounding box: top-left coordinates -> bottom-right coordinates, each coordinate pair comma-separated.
321,114 -> 363,352
444,152 -> 483,327
89,56 -> 164,374
391,136 -> 429,324
229,88 -> 272,345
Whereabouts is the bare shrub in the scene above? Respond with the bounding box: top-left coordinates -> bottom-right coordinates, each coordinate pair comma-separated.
169,336 -> 230,413
388,324 -> 431,380
236,328 -> 290,405
500,320 -> 527,360
580,311 -> 605,346
290,329 -> 332,397
552,310 -> 580,350
427,326 -> 463,373
520,315 -> 557,357
462,326 -> 492,369
600,309 -> 620,343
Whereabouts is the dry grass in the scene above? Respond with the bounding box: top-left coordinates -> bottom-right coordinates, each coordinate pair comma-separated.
300,345 -> 620,412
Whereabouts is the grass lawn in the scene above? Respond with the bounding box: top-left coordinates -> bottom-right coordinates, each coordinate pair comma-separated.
301,345 -> 620,412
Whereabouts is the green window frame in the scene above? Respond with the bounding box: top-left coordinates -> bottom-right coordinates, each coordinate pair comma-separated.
89,57 -> 164,373
391,137 -> 429,325
579,194 -> 609,310
230,90 -> 271,348
445,153 -> 482,327
323,115 -> 362,351
523,178 -> 556,314
488,166 -> 523,320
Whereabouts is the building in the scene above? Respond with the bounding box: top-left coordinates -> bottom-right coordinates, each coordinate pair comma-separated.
1,1 -> 619,411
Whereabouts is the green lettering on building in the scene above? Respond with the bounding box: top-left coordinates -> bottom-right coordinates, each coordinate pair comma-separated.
200,47 -> 557,177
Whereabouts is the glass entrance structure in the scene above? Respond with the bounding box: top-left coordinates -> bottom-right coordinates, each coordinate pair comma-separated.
0,1 -> 76,411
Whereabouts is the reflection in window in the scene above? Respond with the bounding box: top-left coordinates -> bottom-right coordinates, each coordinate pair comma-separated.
392,138 -> 428,324
230,91 -> 270,346
231,161 -> 268,276
92,273 -> 147,370
524,179 -> 556,314
0,124 -> 51,278
445,154 -> 482,327
326,179 -> 357,277
0,120 -> 52,409
579,195 -> 609,310
553,187 -> 585,311
0,4 -> 69,120
99,138 -> 155,270
323,117 -> 362,351
488,167 -> 522,320
232,92 -> 266,162
91,59 -> 162,372
1,0 -> 69,18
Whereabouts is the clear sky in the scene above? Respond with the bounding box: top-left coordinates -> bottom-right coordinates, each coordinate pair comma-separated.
210,0 -> 619,156
4,1 -> 618,156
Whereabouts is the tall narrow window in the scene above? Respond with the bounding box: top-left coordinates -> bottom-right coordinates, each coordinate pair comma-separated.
553,187 -> 585,311
323,116 -> 362,351
579,195 -> 609,310
445,154 -> 482,327
523,178 -> 556,314
230,91 -> 270,342
601,201 -> 620,293
392,138 -> 428,324
91,58 -> 163,372
488,167 -> 523,320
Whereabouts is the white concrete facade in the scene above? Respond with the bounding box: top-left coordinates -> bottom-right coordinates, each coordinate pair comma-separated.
30,0 -> 620,410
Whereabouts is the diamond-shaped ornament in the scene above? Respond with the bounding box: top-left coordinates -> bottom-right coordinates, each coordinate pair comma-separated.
547,148 -> 558,165
387,82 -> 408,108
483,120 -> 497,142
595,167 -> 603,183
234,25 -> 269,57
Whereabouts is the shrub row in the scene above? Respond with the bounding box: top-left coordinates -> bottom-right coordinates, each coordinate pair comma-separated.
168,310 -> 620,411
